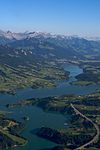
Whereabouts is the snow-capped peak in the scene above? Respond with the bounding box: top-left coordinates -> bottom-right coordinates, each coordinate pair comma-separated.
0,29 -> 99,42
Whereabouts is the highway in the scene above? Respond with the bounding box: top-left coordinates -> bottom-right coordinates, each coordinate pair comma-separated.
70,103 -> 100,150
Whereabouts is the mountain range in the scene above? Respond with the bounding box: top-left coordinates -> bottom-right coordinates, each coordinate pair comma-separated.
0,29 -> 100,41
0,29 -> 100,65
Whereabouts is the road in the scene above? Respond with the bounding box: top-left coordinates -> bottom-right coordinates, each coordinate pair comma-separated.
70,103 -> 100,150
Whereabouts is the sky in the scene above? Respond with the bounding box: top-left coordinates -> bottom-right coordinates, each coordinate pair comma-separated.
0,0 -> 100,37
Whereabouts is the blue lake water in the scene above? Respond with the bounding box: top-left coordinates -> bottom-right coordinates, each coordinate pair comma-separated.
0,63 -> 100,150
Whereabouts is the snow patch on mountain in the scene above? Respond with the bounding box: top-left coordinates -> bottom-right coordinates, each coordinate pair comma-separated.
0,29 -> 100,42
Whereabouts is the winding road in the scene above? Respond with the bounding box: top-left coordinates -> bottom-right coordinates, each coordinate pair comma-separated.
70,103 -> 100,150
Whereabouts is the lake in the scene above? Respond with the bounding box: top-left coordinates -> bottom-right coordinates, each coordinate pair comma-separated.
0,63 -> 100,150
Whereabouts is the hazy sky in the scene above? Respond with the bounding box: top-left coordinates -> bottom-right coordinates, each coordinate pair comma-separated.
0,0 -> 100,37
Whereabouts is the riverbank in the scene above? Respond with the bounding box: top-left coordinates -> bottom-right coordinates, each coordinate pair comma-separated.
70,60 -> 100,86
0,116 -> 28,149
0,63 -> 100,150
0,62 -> 69,94
5,91 -> 100,149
